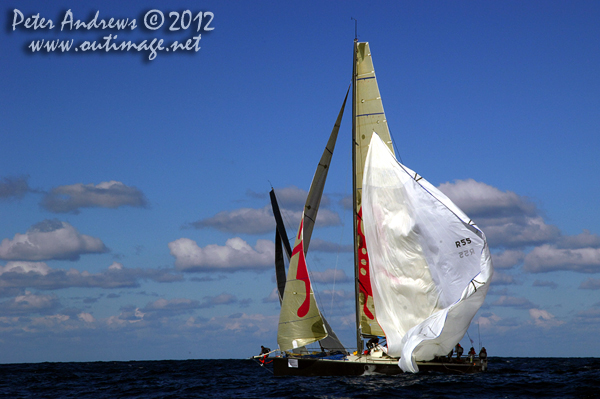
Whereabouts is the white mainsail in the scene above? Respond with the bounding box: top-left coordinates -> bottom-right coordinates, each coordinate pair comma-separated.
362,133 -> 493,372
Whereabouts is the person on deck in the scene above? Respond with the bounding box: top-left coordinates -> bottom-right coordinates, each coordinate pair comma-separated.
479,347 -> 488,370
366,337 -> 379,350
468,347 -> 476,362
455,343 -> 464,361
479,347 -> 487,360
260,346 -> 271,355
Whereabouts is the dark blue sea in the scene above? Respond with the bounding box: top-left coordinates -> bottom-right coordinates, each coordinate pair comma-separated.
0,358 -> 599,398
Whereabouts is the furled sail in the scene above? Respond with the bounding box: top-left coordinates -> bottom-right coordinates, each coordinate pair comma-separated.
362,133 -> 493,372
270,189 -> 291,303
353,42 -> 395,338
277,217 -> 327,351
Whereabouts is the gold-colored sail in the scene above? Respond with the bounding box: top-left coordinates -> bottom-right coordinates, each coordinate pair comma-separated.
353,42 -> 395,338
277,218 -> 327,351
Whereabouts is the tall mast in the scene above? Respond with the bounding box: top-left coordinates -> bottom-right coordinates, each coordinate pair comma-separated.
351,38 -> 362,354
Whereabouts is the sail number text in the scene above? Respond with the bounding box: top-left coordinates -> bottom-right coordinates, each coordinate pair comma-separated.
458,248 -> 475,258
456,237 -> 474,259
455,238 -> 472,248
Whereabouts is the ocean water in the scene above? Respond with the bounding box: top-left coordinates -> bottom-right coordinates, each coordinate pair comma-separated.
0,358 -> 599,398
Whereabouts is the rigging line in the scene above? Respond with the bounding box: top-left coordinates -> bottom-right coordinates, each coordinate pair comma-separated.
388,126 -> 404,165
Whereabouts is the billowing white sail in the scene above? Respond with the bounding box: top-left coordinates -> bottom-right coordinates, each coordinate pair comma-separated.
362,133 -> 493,373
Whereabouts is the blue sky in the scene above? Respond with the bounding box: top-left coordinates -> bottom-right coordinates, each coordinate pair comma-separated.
1,0 -> 599,363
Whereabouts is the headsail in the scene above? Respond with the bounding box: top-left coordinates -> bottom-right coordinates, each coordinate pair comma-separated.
302,87 -> 349,253
352,41 -> 395,339
362,133 -> 493,372
277,217 -> 327,351
276,90 -> 349,353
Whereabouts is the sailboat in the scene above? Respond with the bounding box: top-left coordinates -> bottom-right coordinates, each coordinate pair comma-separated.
266,40 -> 493,376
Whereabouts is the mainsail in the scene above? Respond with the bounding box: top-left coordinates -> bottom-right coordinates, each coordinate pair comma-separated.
361,133 -> 493,372
352,41 -> 395,340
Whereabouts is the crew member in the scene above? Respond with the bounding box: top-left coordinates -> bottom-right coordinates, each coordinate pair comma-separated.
455,343 -> 464,361
468,347 -> 476,362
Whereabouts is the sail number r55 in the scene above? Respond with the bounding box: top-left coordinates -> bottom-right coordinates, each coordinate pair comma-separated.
455,238 -> 472,248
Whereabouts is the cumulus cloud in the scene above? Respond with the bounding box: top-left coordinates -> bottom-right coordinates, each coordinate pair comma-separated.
188,206 -> 341,235
198,293 -> 238,308
579,278 -> 600,290
263,288 -> 280,303
523,245 -> 600,273
78,312 -> 95,323
0,220 -> 108,261
492,295 -> 536,309
188,186 -> 340,235
0,292 -> 60,316
476,312 -> 502,329
0,261 -> 182,296
310,269 -> 351,283
529,308 -> 564,328
269,186 -> 331,209
573,304 -> 600,325
492,250 -> 525,269
309,238 -> 353,253
142,298 -> 200,318
532,280 -> 558,289
0,176 -> 31,200
168,237 -> 274,272
185,312 -> 278,337
320,289 -> 354,304
491,272 -> 517,286
556,230 -> 600,249
339,195 -> 353,211
188,206 -> 275,234
40,181 -> 147,214
439,179 -> 560,248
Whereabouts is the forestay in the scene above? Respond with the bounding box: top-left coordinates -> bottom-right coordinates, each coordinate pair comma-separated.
361,133 -> 493,373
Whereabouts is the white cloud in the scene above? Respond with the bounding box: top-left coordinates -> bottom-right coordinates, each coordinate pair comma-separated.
0,292 -> 60,316
263,288 -> 280,303
492,250 -> 525,269
309,238 -> 353,253
0,261 -> 51,275
310,269 -> 351,283
185,312 -> 278,337
523,245 -> 600,273
439,179 -> 560,248
0,260 -> 182,295
189,206 -> 275,234
579,278 -> 600,290
556,230 -> 600,249
491,272 -> 518,285
0,176 -> 30,200
529,308 -> 564,328
492,295 -> 535,309
188,205 -> 341,235
168,237 -> 274,272
78,312 -> 95,323
0,220 -> 108,261
532,280 -> 558,289
41,180 -> 147,214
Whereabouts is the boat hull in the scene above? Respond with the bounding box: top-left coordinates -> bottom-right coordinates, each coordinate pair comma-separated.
272,356 -> 485,376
